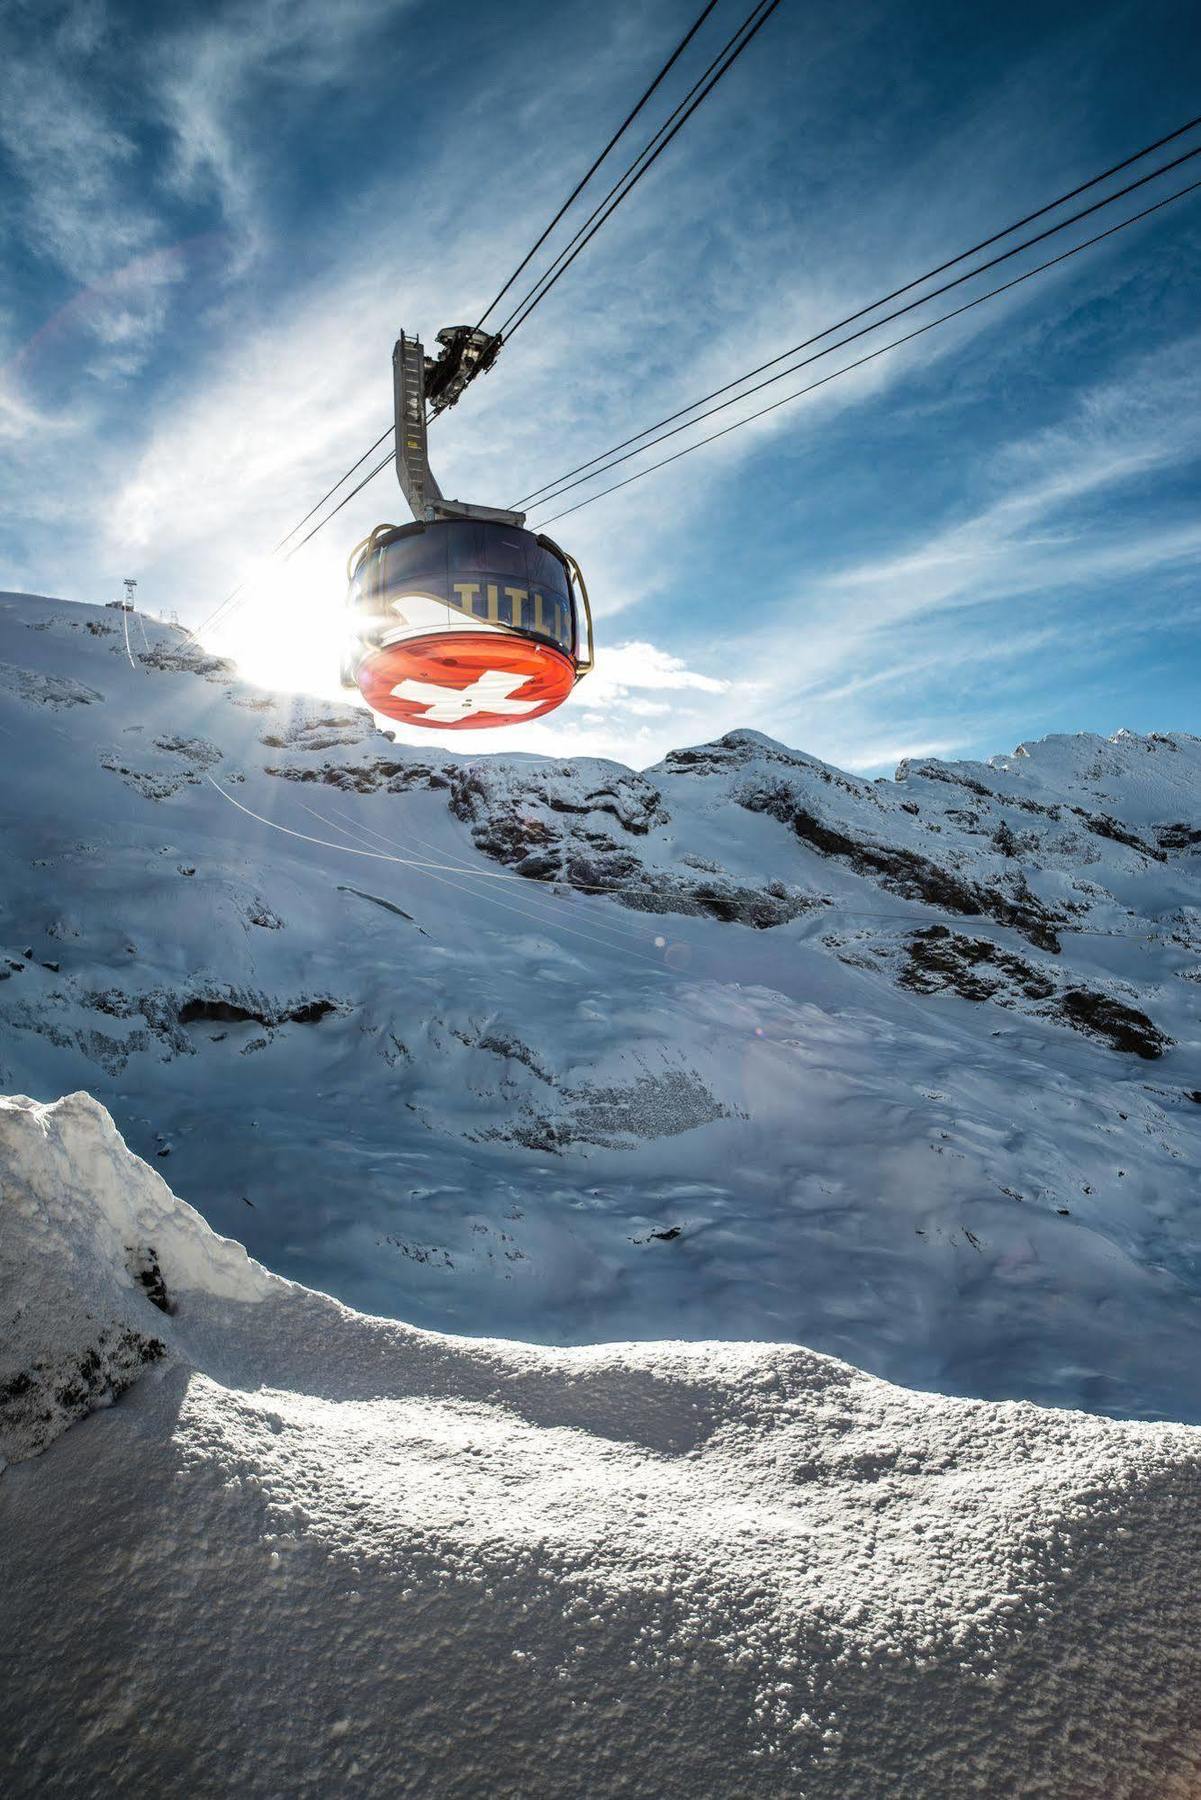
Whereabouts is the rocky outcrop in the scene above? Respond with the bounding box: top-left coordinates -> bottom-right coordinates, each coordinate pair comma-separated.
742,780 -> 1065,950
264,756 -> 448,794
896,925 -> 1169,1057
0,1323 -> 165,1461
0,663 -> 102,709
0,981 -> 344,1078
175,992 -> 340,1028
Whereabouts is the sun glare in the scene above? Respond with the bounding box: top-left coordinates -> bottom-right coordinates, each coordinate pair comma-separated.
205,550 -> 352,702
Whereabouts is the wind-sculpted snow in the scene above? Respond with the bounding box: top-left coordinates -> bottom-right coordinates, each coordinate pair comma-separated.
4,1093 -> 1201,1797
0,1093 -> 267,1462
0,592 -> 1199,1420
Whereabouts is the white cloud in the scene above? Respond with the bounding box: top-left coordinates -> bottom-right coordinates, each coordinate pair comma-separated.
0,366 -> 69,446
740,340 -> 1201,707
831,737 -> 965,774
589,641 -> 729,697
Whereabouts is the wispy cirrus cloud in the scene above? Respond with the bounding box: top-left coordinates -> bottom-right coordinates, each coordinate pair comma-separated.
751,338 -> 1201,683
732,361 -> 1200,761
151,0 -> 414,265
0,1 -> 178,376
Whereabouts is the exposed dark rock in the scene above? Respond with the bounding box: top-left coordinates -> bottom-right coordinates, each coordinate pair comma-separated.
1,1327 -> 165,1460
0,663 -> 102,709
1157,823 -> 1201,852
98,752 -> 200,800
742,784 -> 1064,950
265,757 -> 442,794
1072,810 -> 1165,861
178,993 -> 339,1028
1058,990 -> 1170,1060
259,710 -> 373,753
477,1031 -> 557,1085
900,926 -> 1056,1002
153,734 -> 222,768
87,988 -> 194,1059
512,851 -> 562,879
446,760 -> 811,927
178,998 -> 238,1027
449,763 -> 667,847
244,899 -> 283,929
288,998 -> 339,1025
897,927 -> 1168,1057
127,1246 -> 174,1314
476,1063 -> 730,1154
138,640 -> 233,682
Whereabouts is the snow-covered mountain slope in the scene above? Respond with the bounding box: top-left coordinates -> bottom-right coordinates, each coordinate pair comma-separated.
5,1091 -> 1201,1799
1,591 -> 1199,1418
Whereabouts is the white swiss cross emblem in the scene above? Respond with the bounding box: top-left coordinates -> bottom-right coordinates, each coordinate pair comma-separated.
391,669 -> 541,724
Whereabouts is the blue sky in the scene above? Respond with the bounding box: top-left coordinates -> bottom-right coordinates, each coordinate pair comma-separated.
1,0 -> 1199,769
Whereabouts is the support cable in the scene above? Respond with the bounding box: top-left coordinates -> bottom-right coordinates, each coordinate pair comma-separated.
532,175 -> 1201,527
520,134 -> 1201,511
217,157 -> 1201,596
280,447 -> 397,563
196,426 -> 394,636
497,0 -> 783,342
473,0 -> 721,330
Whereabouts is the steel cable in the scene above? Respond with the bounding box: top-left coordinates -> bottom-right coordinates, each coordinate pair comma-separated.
496,0 -> 783,342
532,175 -> 1201,527
523,141 -> 1201,514
511,112 -> 1201,509
473,0 -> 721,331
197,106 -> 1198,637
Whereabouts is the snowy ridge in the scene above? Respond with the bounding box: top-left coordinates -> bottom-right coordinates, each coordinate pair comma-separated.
0,592 -> 1199,1419
4,1091 -> 1201,1796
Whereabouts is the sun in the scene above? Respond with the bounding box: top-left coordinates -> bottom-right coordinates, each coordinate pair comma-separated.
203,546 -> 354,703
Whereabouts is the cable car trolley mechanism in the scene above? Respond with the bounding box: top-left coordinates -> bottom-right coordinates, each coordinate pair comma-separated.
344,329 -> 594,730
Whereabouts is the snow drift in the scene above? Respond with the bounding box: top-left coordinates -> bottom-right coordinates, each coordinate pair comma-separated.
4,1090 -> 1201,1796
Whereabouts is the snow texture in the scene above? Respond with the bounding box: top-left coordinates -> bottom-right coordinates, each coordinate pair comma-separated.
0,592 -> 1199,1421
4,1090 -> 1201,1797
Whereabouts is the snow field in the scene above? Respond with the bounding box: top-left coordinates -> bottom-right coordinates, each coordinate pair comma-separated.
0,594 -> 1198,1420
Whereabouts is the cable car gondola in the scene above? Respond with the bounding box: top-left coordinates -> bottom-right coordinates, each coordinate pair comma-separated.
344,330 -> 593,730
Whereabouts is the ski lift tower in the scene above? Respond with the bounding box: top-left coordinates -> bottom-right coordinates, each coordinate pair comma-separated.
123,578 -> 137,611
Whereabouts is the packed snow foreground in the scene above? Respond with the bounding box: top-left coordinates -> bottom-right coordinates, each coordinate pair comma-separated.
4,1091 -> 1201,1796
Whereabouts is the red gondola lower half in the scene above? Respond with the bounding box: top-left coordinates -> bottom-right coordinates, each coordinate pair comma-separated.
345,519 -> 593,731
